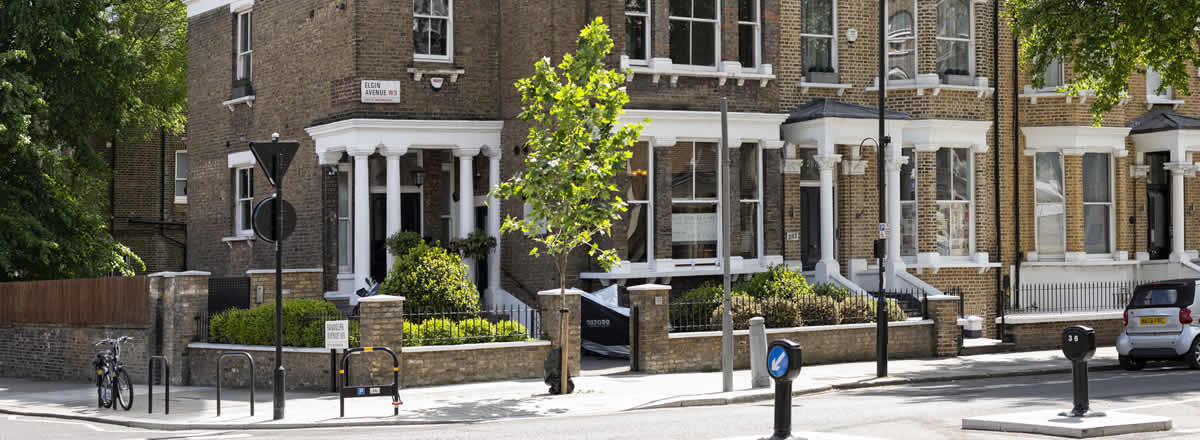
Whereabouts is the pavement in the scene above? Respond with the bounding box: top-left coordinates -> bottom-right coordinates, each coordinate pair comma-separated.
0,346 -> 1121,431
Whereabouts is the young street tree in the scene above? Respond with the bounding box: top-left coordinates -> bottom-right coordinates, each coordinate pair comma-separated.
492,17 -> 644,394
1008,0 -> 1200,120
0,0 -> 187,280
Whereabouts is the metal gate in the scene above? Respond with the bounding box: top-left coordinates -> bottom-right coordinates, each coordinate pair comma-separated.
208,276 -> 250,314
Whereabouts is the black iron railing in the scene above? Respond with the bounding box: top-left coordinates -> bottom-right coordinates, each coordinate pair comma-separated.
1009,281 -> 1137,315
402,304 -> 540,345
668,289 -> 928,333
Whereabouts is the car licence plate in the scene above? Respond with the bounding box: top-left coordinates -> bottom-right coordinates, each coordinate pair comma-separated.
1139,316 -> 1167,325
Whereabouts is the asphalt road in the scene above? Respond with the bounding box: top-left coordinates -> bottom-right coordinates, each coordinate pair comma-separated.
4,365 -> 1199,440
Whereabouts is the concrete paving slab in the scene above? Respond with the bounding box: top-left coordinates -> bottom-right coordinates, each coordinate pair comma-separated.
721,432 -> 885,440
962,410 -> 1173,438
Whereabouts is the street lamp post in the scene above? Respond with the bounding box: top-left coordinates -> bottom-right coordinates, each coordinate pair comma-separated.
876,0 -> 889,378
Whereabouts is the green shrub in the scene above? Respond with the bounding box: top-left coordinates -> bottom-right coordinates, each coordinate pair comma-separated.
884,298 -> 909,322
207,299 -> 342,348
838,297 -> 875,324
403,321 -> 419,346
711,294 -> 763,330
379,242 -> 480,314
797,296 -> 841,326
455,318 -> 495,343
809,283 -> 851,301
386,231 -> 424,259
760,298 -> 804,328
741,265 -> 811,299
493,320 -> 529,342
415,318 -> 457,345
671,282 -> 723,330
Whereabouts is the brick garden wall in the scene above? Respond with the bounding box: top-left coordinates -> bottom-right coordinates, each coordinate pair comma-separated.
0,325 -> 155,384
1000,314 -> 1123,351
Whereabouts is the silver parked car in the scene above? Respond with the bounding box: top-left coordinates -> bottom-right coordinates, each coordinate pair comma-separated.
1117,279 -> 1200,370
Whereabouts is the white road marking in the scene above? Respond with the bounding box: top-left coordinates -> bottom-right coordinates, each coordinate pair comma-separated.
187,435 -> 252,440
1117,396 -> 1200,411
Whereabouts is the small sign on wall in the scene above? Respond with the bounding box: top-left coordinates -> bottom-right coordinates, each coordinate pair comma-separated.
361,80 -> 401,103
786,232 -> 800,241
325,320 -> 349,350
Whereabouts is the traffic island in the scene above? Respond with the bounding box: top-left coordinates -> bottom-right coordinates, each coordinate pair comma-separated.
961,411 -> 1172,438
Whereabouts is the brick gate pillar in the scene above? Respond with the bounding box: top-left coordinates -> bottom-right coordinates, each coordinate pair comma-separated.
537,288 -> 582,376
628,284 -> 670,373
927,295 -> 962,357
152,271 -> 210,385
358,295 -> 405,383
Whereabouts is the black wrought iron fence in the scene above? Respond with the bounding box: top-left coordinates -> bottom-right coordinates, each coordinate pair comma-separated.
1010,281 -> 1137,314
668,289 -> 927,333
402,304 -> 540,346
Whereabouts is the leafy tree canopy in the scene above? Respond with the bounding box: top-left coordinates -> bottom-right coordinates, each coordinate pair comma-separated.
0,0 -> 187,280
1008,0 -> 1200,121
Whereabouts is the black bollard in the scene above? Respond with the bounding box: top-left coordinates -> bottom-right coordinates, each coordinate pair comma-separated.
767,340 -> 802,440
1059,325 -> 1104,418
773,378 -> 793,439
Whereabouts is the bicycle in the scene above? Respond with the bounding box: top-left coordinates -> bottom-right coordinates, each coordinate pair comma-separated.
92,336 -> 134,411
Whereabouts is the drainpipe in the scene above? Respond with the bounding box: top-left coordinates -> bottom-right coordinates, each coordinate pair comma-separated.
992,0 -> 1004,341
1012,35 -> 1023,305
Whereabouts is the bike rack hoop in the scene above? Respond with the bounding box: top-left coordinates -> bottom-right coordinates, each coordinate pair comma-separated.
147,356 -> 170,414
217,351 -> 255,417
338,346 -> 401,417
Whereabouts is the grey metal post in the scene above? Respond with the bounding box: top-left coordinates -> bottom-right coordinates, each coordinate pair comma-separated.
719,97 -> 733,392
749,317 -> 769,388
875,0 -> 889,379
272,143 -> 286,420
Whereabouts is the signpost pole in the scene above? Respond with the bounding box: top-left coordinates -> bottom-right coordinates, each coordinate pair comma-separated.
719,97 -> 733,393
273,149 -> 286,421
875,0 -> 890,379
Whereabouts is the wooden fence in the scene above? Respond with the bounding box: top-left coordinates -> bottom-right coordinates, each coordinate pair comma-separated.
0,276 -> 150,325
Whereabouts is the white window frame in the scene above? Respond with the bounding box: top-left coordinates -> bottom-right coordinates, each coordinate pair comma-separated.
668,0 -> 721,69
886,0 -> 918,83
735,143 -> 764,260
413,0 -> 454,63
935,0 -> 974,77
624,142 -> 654,267
1146,66 -> 1173,100
900,147 -> 917,257
234,166 -> 254,236
1082,152 -> 1116,256
236,11 -> 252,81
174,150 -> 188,204
1038,57 -> 1065,91
737,0 -> 762,69
935,147 -> 973,257
337,164 -> 353,274
799,0 -> 837,74
1033,151 -> 1066,260
625,0 -> 652,65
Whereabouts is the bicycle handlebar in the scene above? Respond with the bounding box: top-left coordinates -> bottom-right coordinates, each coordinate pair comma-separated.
94,336 -> 134,346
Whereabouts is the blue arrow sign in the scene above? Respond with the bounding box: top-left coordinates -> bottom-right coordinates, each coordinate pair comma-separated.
768,345 -> 788,378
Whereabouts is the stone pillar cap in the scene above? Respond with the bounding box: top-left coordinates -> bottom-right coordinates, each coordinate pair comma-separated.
148,270 -> 212,278
538,288 -> 585,296
359,294 -> 406,303
925,295 -> 962,301
628,284 -> 672,292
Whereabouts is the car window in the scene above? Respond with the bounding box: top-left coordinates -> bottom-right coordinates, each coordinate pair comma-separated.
1130,288 -> 1178,307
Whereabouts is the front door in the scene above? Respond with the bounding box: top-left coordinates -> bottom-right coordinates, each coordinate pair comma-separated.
370,193 -> 422,282
799,187 -> 821,270
1146,152 -> 1171,260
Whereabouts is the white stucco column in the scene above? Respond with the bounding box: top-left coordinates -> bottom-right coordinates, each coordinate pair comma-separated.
351,150 -> 372,301
1165,161 -> 1194,264
485,146 -> 503,305
455,148 -> 480,279
383,147 -> 406,271
814,154 -> 842,283
884,150 -> 909,288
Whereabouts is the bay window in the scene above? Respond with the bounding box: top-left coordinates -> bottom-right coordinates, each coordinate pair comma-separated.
800,0 -> 835,74
414,0 -> 452,61
669,0 -> 718,66
900,147 -> 917,256
1034,152 -> 1066,257
235,167 -> 254,236
886,0 -> 916,80
1082,152 -> 1113,254
625,0 -> 651,62
737,0 -> 761,67
625,142 -> 652,264
671,141 -> 719,264
935,148 -> 970,256
935,0 -> 971,77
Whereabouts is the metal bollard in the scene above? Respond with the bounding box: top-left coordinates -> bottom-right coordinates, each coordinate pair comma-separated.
147,356 -> 170,415
1059,325 -> 1104,418
749,317 -> 769,388
767,340 -> 802,440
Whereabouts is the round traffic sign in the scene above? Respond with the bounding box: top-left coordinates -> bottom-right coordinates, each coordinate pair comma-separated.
768,345 -> 789,378
252,197 -> 297,242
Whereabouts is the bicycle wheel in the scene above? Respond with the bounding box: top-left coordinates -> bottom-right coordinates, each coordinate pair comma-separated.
115,368 -> 134,410
97,373 -> 113,409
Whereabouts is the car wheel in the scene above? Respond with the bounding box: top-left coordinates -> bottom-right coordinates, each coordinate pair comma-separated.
1119,355 -> 1145,371
1187,338 -> 1200,370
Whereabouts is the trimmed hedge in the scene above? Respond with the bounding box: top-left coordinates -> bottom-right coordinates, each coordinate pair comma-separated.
404,318 -> 529,346
379,242 -> 480,314
740,265 -> 811,299
208,299 -> 359,348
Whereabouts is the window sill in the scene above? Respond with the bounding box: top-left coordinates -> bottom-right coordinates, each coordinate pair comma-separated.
174,196 -> 187,205
222,95 -> 255,112
1146,96 -> 1184,110
620,56 -> 775,88
910,252 -> 1000,274
580,255 -> 784,285
407,66 -> 465,83
798,78 -> 853,96
866,74 -> 994,98
222,234 -> 255,248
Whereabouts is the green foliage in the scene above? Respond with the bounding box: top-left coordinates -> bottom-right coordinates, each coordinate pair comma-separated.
491,17 -> 645,296
449,230 -> 497,260
679,282 -> 723,303
1007,0 -> 1200,120
796,296 -> 840,326
838,298 -> 875,324
385,231 -> 424,259
455,318 -> 495,343
741,265 -> 811,300
760,298 -> 805,328
493,320 -> 529,342
809,283 -> 851,301
379,242 -> 480,314
403,321 -> 419,346
884,299 -> 909,322
207,299 -> 348,347
711,294 -> 762,330
415,318 -> 457,345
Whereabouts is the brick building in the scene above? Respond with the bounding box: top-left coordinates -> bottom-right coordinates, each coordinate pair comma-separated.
100,126 -> 189,274
181,0 -> 1200,338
